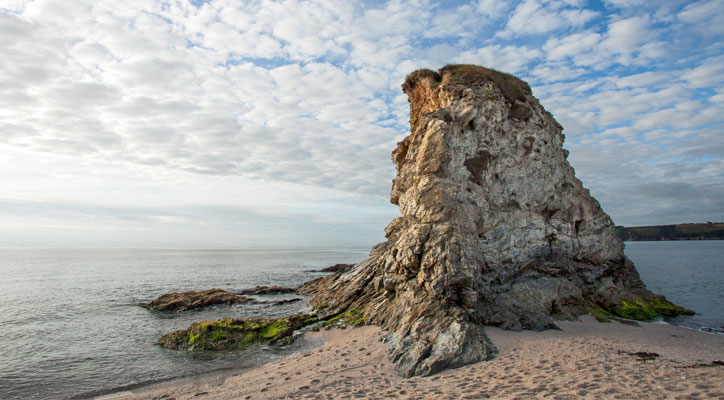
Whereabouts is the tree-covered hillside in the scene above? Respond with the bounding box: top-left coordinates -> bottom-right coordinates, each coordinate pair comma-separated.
615,223 -> 724,241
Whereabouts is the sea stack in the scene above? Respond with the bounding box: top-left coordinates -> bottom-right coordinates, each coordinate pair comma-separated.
301,65 -> 691,377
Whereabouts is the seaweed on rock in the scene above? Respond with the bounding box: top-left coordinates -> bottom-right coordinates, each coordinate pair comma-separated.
159,314 -> 318,351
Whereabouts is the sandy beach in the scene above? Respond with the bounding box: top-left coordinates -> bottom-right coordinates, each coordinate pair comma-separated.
109,316 -> 724,400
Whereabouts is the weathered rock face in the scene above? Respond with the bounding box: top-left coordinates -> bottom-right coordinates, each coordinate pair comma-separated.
303,65 -> 691,377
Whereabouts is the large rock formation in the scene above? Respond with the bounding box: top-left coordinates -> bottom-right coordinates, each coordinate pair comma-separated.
301,64 -> 691,377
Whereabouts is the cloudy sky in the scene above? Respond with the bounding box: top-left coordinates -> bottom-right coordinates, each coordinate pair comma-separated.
1,0 -> 722,248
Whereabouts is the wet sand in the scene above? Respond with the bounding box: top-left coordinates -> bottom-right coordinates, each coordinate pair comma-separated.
109,316 -> 724,399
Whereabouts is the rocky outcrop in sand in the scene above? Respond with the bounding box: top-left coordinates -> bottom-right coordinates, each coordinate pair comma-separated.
302,65 -> 692,377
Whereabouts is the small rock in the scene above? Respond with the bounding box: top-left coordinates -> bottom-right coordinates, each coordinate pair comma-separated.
238,286 -> 297,295
309,263 -> 354,273
146,289 -> 251,312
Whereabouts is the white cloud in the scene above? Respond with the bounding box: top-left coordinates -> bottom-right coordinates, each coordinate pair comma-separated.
682,57 -> 724,87
1,0 -> 723,245
540,14 -> 667,71
455,44 -> 543,74
501,0 -> 598,38
531,63 -> 587,83
542,31 -> 603,64
151,215 -> 190,224
561,8 -> 599,26
503,0 -> 567,37
612,71 -> 676,88
678,0 -> 724,35
475,0 -> 511,17
603,0 -> 647,7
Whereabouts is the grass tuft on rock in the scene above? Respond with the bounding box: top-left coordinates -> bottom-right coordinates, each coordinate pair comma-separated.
159,314 -> 318,351
438,64 -> 532,105
401,64 -> 534,121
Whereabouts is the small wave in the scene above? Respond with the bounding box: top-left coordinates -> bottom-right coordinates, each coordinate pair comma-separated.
667,322 -> 724,335
699,326 -> 724,335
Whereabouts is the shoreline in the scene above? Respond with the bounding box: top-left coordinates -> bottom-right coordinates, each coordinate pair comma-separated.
86,335 -> 327,400
106,316 -> 724,400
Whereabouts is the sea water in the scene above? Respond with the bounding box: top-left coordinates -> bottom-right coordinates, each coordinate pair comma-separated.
0,242 -> 722,399
0,248 -> 368,400
623,240 -> 724,334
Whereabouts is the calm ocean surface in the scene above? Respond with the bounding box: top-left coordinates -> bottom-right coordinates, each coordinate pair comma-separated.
0,242 -> 722,399
623,241 -> 724,334
0,248 -> 369,400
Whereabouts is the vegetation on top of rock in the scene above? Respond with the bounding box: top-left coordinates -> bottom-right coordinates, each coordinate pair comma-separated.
159,314 -> 319,351
402,64 -> 533,121
438,64 -> 531,103
146,288 -> 251,312
401,68 -> 442,93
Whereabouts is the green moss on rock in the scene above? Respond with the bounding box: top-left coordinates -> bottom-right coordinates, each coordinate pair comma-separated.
594,297 -> 694,322
588,306 -> 614,323
159,313 -> 318,351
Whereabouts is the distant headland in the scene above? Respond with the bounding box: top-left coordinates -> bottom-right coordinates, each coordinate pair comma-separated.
616,222 -> 724,241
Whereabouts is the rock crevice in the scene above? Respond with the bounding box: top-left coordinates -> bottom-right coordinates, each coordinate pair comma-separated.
302,64 -> 691,377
